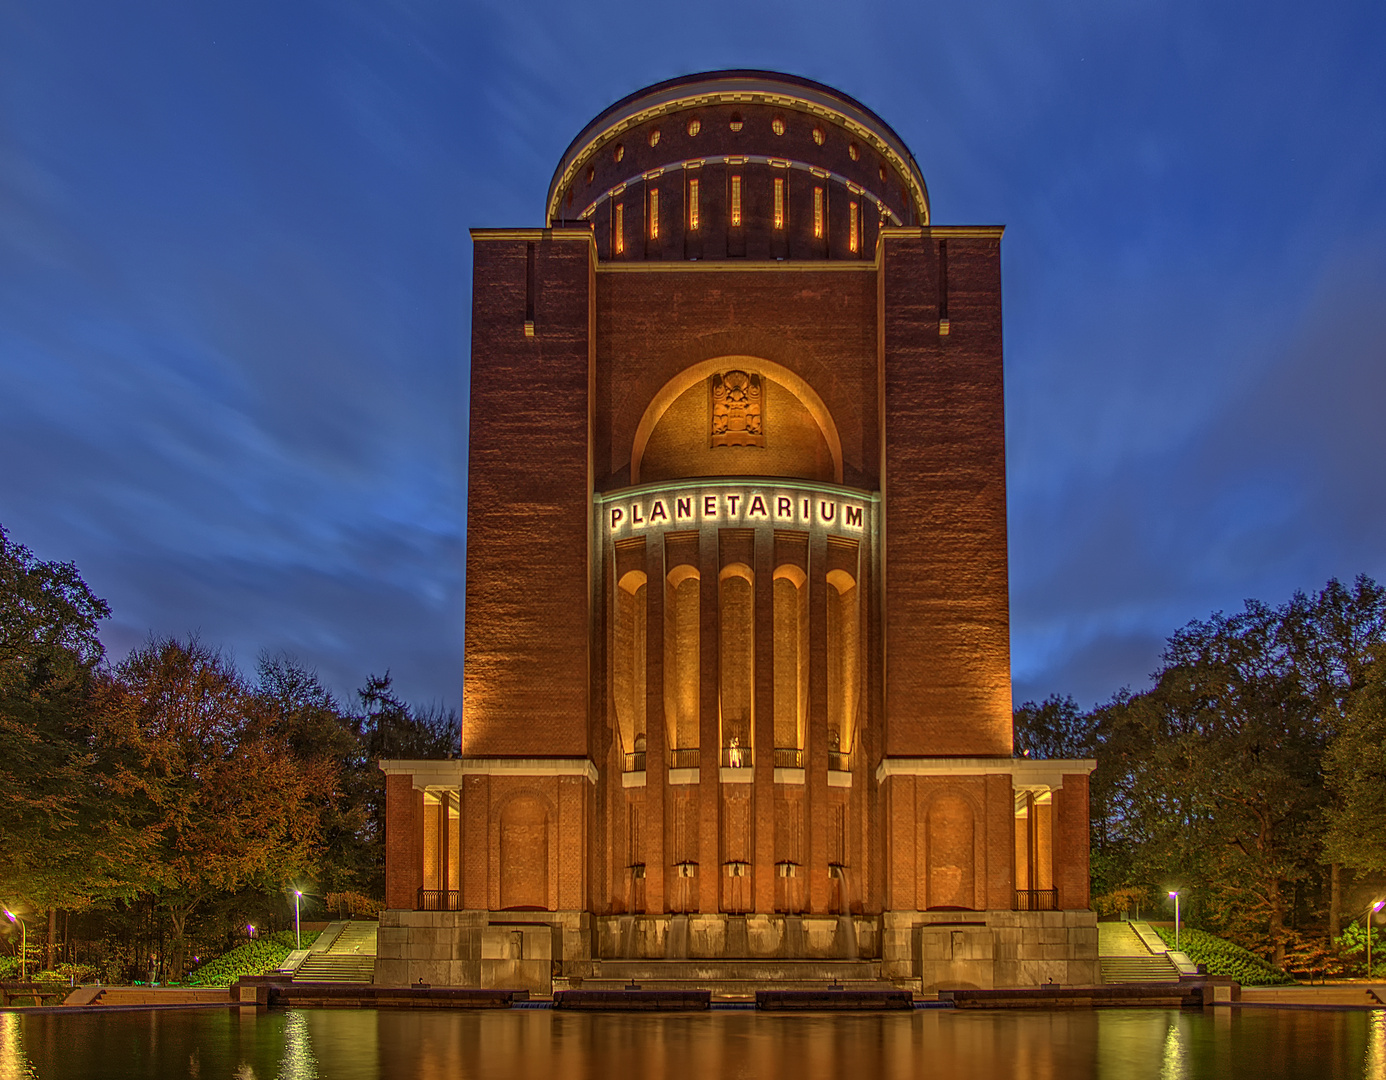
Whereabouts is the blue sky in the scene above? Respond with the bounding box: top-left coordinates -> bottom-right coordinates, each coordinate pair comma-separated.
2,0 -> 1383,712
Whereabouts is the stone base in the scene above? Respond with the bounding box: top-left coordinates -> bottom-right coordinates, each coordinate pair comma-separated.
882,909 -> 1100,990
377,908 -> 1098,993
375,910 -> 592,995
594,913 -> 878,960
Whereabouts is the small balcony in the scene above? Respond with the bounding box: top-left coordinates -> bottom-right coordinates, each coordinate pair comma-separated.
417,888 -> 463,912
773,747 -> 804,769
1014,888 -> 1059,912
668,747 -> 701,770
720,745 -> 753,769
623,751 -> 647,773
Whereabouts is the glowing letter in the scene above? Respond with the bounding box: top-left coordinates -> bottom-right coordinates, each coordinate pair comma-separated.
632,504 -> 645,525
748,495 -> 767,517
819,501 -> 835,522
676,497 -> 692,519
777,497 -> 792,518
650,500 -> 668,523
728,494 -> 741,515
846,505 -> 863,527
704,496 -> 717,517
610,507 -> 624,530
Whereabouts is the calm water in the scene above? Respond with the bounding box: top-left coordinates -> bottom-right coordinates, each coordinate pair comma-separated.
1,1006 -> 1383,1080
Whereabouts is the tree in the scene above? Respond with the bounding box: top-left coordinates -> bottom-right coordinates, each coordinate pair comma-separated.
0,525 -> 136,962
1013,694 -> 1096,760
94,637 -> 333,979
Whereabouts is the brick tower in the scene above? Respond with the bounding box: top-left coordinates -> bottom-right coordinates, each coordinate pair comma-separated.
377,71 -> 1097,993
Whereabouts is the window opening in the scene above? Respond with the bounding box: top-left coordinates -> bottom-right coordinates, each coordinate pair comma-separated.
730,175 -> 742,227
614,202 -> 624,255
648,188 -> 659,240
688,176 -> 700,231
849,200 -> 859,253
813,186 -> 824,238
773,177 -> 785,230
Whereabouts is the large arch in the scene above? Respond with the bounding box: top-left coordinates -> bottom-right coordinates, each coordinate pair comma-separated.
631,356 -> 843,485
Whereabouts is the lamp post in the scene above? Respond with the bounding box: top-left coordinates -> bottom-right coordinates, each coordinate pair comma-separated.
1368,901 -> 1384,979
1168,891 -> 1181,952
293,891 -> 303,950
3,909 -> 25,981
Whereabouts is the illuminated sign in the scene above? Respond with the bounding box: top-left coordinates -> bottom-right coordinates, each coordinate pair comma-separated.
602,482 -> 870,536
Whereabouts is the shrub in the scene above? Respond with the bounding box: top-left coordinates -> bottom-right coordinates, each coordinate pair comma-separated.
1154,927 -> 1295,986
183,930 -> 319,988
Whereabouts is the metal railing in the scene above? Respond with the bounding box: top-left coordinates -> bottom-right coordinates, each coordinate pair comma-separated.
418,888 -> 464,911
668,747 -> 701,770
773,747 -> 804,769
623,751 -> 647,773
1014,888 -> 1059,912
829,751 -> 852,772
721,746 -> 753,768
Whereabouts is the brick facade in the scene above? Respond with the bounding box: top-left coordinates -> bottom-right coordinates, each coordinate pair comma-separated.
378,71 -> 1095,992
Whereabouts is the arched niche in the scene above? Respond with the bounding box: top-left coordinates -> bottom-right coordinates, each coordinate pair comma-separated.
925,791 -> 978,911
718,563 -> 754,756
664,563 -> 700,752
631,357 -> 843,485
772,565 -> 808,753
499,793 -> 551,911
613,569 -> 648,758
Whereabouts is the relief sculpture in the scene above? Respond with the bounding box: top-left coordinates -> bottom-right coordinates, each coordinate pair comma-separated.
709,370 -> 766,448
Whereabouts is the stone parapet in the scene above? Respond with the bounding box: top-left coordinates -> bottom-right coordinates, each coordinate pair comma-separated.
881,909 -> 1099,990
375,909 -> 593,996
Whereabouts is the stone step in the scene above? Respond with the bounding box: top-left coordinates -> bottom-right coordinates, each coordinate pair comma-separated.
1100,956 -> 1180,983
292,954 -> 378,984
593,959 -> 882,983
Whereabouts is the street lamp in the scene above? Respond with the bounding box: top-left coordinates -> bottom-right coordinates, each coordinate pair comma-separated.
1367,900 -> 1384,979
1168,891 -> 1181,952
293,891 -> 303,950
3,909 -> 25,981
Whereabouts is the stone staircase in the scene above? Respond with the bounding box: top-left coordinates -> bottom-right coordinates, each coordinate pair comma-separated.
1098,920 -> 1180,984
580,958 -> 885,997
292,921 -> 378,984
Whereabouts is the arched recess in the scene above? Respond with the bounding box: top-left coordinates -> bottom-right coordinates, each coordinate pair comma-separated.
772,565 -> 808,753
499,793 -> 551,911
613,569 -> 648,758
825,568 -> 860,757
630,356 -> 843,485
664,564 -> 700,753
925,792 -> 977,911
718,563 -> 754,757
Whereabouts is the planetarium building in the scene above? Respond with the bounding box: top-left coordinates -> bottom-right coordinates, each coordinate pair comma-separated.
377,71 -> 1097,993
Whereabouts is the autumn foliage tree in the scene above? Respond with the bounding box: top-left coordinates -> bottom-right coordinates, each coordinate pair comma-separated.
94,637 -> 334,979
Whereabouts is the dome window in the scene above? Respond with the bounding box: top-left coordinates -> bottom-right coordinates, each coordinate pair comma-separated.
772,116 -> 785,136
812,126 -> 825,145
614,143 -> 625,163
729,112 -> 744,132
649,128 -> 661,147
687,117 -> 701,137
848,142 -> 860,161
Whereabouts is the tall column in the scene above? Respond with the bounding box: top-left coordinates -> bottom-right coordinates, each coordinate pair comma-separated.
644,540 -> 667,913
807,529 -> 830,913
753,526 -> 775,912
698,526 -> 720,913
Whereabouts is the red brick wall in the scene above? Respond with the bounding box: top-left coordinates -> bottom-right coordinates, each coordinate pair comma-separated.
880,229 -> 1012,757
384,773 -> 423,910
1053,773 -> 1091,910
462,232 -> 594,757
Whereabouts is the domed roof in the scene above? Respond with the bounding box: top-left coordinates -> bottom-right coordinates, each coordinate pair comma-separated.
547,70 -> 929,229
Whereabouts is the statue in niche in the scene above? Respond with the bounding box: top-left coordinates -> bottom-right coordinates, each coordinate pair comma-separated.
709,370 -> 765,448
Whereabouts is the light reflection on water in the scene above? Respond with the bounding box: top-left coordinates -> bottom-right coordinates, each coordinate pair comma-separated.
3,1006 -> 1382,1079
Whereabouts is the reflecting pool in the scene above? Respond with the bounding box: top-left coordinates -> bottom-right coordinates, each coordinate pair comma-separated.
1,1006 -> 1382,1080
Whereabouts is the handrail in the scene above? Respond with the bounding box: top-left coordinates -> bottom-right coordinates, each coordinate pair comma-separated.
773,748 -> 804,769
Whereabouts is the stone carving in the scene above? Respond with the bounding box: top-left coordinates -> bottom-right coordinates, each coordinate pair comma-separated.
709,370 -> 765,448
